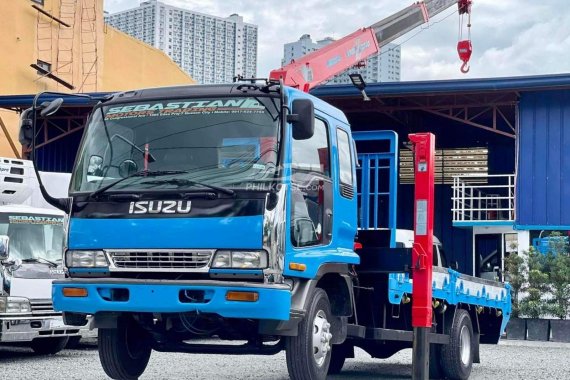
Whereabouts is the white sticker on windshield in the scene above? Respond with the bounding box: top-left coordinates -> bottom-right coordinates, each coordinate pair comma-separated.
105,98 -> 266,120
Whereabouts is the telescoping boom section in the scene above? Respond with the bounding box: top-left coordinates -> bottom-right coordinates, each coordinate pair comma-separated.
270,0 -> 462,91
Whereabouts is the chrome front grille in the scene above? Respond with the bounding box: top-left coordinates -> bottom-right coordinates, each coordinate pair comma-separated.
29,300 -> 57,316
107,250 -> 213,272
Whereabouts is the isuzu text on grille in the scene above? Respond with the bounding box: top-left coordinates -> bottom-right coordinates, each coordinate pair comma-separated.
128,200 -> 191,214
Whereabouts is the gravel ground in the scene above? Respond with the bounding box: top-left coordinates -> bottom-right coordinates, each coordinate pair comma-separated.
0,339 -> 569,379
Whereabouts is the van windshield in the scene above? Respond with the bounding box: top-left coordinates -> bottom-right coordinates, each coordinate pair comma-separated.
0,214 -> 64,262
71,96 -> 281,194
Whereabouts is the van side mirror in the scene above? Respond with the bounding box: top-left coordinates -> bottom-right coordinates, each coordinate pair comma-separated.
18,108 -> 34,148
288,99 -> 314,140
0,235 -> 9,261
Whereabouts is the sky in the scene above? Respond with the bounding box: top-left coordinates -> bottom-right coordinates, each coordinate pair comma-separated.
104,0 -> 570,81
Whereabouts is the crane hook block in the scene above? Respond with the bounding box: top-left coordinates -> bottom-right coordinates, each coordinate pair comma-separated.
458,0 -> 473,15
457,40 -> 472,74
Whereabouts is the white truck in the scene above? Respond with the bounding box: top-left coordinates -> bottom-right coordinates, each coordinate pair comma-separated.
0,157 -> 89,353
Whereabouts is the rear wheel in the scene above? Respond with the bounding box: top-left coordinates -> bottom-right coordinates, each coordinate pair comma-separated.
98,317 -> 152,380
440,309 -> 474,380
286,288 -> 333,380
30,337 -> 69,355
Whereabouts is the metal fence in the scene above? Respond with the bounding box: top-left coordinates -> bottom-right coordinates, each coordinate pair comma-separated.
452,174 -> 515,223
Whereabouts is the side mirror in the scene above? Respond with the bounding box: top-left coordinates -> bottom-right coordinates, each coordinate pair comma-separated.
450,261 -> 459,271
119,159 -> 138,178
18,108 -> 34,147
40,98 -> 64,117
0,235 -> 9,261
288,99 -> 314,140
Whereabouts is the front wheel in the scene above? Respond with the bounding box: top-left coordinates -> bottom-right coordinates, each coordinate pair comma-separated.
98,317 -> 152,380
286,288 -> 333,380
440,309 -> 474,380
30,336 -> 69,355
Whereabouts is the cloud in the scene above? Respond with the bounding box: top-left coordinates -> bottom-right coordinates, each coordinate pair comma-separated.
105,0 -> 570,81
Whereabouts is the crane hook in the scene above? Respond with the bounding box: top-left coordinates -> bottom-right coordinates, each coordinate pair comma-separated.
457,40 -> 472,74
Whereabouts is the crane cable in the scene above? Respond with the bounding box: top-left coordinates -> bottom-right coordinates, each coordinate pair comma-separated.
457,0 -> 473,73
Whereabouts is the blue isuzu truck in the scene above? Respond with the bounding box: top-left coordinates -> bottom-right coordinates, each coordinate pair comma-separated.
21,81 -> 511,380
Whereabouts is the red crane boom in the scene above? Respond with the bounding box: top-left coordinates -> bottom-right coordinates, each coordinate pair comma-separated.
270,0 -> 463,92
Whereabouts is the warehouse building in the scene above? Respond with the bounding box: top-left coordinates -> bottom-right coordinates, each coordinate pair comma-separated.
1,73 -> 569,279
313,74 -> 570,276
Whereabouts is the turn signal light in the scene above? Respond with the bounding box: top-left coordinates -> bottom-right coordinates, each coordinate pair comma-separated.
62,287 -> 88,297
289,262 -> 307,271
226,291 -> 259,302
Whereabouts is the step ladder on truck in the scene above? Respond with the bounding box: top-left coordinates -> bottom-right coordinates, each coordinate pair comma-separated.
0,158 -> 92,353
23,0 -> 508,379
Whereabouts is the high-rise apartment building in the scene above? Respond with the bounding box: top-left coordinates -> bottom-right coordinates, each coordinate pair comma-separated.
282,34 -> 401,84
105,0 -> 258,84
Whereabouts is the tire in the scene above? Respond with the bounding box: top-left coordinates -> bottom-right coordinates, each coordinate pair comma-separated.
66,336 -> 82,349
328,343 -> 348,374
440,309 -> 474,380
286,288 -> 333,380
98,317 -> 152,380
30,337 -> 69,355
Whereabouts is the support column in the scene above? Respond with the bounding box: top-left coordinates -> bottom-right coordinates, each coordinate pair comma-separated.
409,133 -> 436,380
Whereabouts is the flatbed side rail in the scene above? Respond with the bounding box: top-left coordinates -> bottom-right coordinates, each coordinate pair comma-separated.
388,267 -> 512,334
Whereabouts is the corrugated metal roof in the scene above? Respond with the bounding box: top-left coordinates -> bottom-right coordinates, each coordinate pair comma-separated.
0,92 -> 112,109
311,73 -> 570,98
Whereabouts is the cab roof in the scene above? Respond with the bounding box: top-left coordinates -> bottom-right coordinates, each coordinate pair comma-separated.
0,204 -> 65,216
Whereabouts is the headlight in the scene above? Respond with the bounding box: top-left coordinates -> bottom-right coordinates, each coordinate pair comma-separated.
0,296 -> 31,314
212,250 -> 268,269
65,250 -> 108,268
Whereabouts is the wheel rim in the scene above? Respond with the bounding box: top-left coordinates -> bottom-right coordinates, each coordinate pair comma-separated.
312,309 -> 332,367
459,325 -> 471,366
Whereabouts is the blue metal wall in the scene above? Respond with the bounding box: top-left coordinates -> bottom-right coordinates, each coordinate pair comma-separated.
36,131 -> 83,173
517,90 -> 570,229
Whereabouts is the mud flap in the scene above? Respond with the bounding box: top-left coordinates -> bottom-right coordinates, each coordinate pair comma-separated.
473,332 -> 481,364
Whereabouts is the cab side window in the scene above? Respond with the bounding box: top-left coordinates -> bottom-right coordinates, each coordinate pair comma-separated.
337,128 -> 354,198
291,118 -> 332,247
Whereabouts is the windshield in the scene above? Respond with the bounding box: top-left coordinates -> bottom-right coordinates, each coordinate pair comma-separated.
71,96 -> 280,194
0,213 -> 64,262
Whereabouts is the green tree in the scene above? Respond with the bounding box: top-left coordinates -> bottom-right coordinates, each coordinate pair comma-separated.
544,232 -> 570,319
520,247 -> 549,318
505,251 -> 526,318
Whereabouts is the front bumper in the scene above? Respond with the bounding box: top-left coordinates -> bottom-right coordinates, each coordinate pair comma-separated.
0,315 -> 86,343
53,279 -> 292,321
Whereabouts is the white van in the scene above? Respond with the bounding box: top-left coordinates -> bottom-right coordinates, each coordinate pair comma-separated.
394,229 -> 448,268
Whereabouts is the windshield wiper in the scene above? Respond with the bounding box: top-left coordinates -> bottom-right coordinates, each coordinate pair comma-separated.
22,257 -> 59,268
141,178 -> 235,196
90,170 -> 188,198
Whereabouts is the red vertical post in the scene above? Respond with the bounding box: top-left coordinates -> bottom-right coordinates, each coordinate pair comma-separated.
409,133 -> 435,380
410,132 -> 435,327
